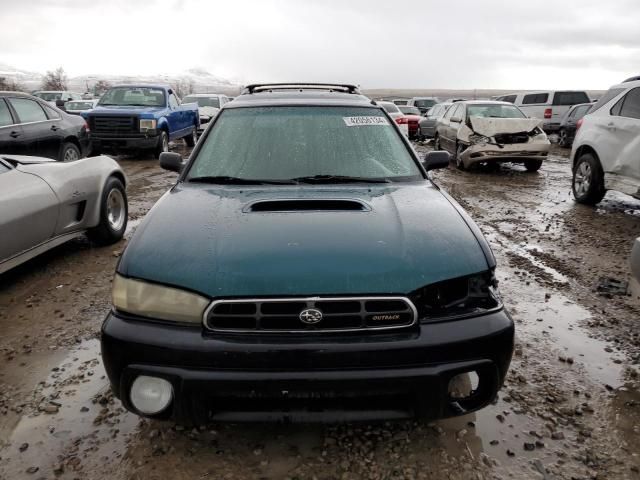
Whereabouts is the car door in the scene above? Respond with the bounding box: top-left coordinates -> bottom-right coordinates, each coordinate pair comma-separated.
7,97 -> 61,159
0,160 -> 59,262
0,98 -> 27,155
167,92 -> 184,138
602,87 -> 640,180
437,104 -> 455,151
444,104 -> 464,150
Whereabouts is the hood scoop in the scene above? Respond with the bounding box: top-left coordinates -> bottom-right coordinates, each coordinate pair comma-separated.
246,199 -> 370,212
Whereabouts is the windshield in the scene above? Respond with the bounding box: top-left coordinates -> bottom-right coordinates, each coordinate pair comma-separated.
187,106 -> 422,182
99,87 -> 165,107
66,101 -> 94,110
34,92 -> 62,101
183,96 -> 220,108
414,99 -> 436,108
467,104 -> 526,119
399,106 -> 421,115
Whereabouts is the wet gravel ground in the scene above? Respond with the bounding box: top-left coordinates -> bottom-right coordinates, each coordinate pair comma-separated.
1,141 -> 639,479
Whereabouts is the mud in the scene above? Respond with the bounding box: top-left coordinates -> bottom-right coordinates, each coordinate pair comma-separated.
1,142 -> 639,479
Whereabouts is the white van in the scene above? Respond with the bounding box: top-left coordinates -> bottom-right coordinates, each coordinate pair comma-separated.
495,91 -> 591,132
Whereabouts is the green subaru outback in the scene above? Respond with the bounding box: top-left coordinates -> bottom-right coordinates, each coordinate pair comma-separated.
102,83 -> 514,423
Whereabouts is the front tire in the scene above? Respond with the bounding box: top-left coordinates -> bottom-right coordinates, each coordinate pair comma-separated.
572,153 -> 605,205
184,127 -> 197,147
434,133 -> 442,150
154,131 -> 169,159
59,142 -> 81,162
87,176 -> 128,245
524,159 -> 543,172
558,128 -> 569,148
454,143 -> 466,170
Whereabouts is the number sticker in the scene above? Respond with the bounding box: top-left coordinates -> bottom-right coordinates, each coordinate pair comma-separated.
343,116 -> 389,126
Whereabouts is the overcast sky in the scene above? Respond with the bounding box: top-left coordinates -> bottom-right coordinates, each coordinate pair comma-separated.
1,0 -> 639,89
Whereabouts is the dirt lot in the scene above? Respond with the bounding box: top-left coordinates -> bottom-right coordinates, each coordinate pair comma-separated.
1,141 -> 639,480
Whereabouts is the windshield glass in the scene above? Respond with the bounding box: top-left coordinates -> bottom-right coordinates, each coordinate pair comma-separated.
380,103 -> 400,114
99,87 -> 165,107
66,101 -> 94,110
399,106 -> 421,115
34,92 -> 62,101
414,99 -> 436,108
188,106 -> 422,182
467,104 -> 526,119
183,96 -> 220,108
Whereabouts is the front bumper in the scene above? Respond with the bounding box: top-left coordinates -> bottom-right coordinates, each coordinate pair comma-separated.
89,132 -> 159,152
101,308 -> 514,423
460,141 -> 550,167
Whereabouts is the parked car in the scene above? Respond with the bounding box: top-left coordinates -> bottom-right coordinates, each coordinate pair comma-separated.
570,79 -> 640,205
33,90 -> 83,108
182,93 -> 231,132
496,91 -> 591,133
0,154 -> 127,274
398,105 -> 422,139
378,101 -> 409,136
417,102 -> 452,140
558,102 -> 593,147
65,99 -> 99,115
392,98 -> 408,106
434,100 -> 550,171
0,91 -> 90,161
406,97 -> 438,114
82,84 -> 200,158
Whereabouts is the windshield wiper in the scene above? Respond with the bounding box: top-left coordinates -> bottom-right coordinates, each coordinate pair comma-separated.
188,176 -> 296,185
290,175 -> 391,184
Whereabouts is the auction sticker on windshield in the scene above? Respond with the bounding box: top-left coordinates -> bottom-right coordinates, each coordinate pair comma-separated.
343,116 -> 390,126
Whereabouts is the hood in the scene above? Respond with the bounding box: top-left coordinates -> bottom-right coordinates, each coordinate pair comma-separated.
198,106 -> 220,117
119,183 -> 489,298
88,105 -> 165,116
470,117 -> 542,136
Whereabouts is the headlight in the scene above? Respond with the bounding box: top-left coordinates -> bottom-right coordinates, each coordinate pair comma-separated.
410,271 -> 501,322
112,274 -> 209,324
139,119 -> 157,131
469,134 -> 491,145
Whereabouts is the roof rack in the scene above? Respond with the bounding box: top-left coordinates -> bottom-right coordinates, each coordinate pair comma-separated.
623,76 -> 640,83
242,83 -> 361,95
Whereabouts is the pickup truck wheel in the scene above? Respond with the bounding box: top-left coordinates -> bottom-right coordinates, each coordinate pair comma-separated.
572,153 -> 606,205
59,142 -> 80,162
154,131 -> 169,159
184,128 -> 197,147
524,159 -> 543,172
87,176 -> 128,245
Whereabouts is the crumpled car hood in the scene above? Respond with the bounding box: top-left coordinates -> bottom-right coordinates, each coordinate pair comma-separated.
119,183 -> 490,298
470,117 -> 542,136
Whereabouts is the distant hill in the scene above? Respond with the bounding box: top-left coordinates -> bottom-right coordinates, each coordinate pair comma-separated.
0,63 -> 241,94
363,88 -> 606,101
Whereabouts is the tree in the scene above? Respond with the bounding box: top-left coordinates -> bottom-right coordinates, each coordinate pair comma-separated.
41,67 -> 68,90
93,79 -> 112,96
174,78 -> 195,99
0,76 -> 23,91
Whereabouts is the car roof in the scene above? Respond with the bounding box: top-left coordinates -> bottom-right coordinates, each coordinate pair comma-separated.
228,90 -> 375,109
111,84 -> 171,89
0,91 -> 33,98
184,93 -> 226,97
610,79 -> 640,89
411,96 -> 438,100
458,100 -> 513,105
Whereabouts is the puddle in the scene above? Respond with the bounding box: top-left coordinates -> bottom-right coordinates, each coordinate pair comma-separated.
0,340 -> 140,479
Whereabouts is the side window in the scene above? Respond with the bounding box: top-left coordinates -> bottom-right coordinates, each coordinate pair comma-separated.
42,103 -> 61,120
615,87 -> 640,120
553,91 -> 590,106
452,104 -> 464,119
502,95 -> 516,103
169,94 -> 179,108
522,93 -> 549,104
590,88 -> 625,113
0,99 -> 15,127
442,105 -> 455,120
0,162 -> 11,174
567,107 -> 577,118
8,98 -> 48,123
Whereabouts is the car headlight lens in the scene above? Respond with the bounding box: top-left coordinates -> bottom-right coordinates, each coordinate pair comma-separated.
139,119 -> 157,131
469,134 -> 491,145
410,271 -> 501,322
112,274 -> 209,324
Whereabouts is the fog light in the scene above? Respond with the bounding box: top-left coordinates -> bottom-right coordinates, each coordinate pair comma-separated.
130,375 -> 173,415
448,371 -> 479,400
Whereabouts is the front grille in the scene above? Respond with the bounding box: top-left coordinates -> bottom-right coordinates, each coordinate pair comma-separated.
494,132 -> 530,144
205,296 -> 417,333
90,115 -> 138,134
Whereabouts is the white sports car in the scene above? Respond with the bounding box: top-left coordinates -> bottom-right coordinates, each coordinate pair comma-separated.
0,155 -> 128,274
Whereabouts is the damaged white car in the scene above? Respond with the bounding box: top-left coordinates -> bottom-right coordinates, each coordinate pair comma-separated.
434,101 -> 550,171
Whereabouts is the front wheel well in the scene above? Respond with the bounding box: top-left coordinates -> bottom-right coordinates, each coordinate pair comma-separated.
109,171 -> 126,189
63,136 -> 81,151
573,145 -> 599,170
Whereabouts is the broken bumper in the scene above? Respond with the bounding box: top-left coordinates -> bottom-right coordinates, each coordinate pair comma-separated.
460,142 -> 550,167
101,308 -> 514,423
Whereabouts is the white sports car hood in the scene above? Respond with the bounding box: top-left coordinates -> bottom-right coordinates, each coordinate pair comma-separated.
470,117 -> 542,136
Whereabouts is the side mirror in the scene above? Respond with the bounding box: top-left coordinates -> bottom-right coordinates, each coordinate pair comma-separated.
450,116 -> 462,123
159,152 -> 184,173
55,99 -> 65,108
423,151 -> 450,171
